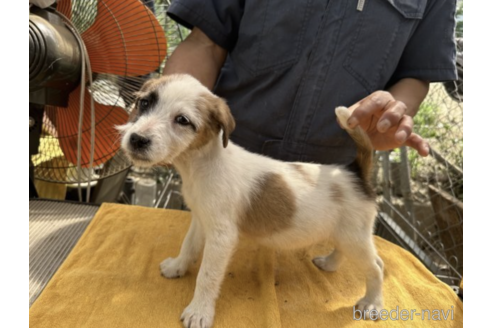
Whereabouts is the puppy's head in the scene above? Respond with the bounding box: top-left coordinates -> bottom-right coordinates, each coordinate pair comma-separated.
118,74 -> 235,167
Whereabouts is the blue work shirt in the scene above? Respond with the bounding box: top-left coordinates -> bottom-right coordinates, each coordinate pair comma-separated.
168,0 -> 458,165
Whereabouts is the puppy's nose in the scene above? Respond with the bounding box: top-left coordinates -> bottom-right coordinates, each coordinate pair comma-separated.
129,133 -> 151,150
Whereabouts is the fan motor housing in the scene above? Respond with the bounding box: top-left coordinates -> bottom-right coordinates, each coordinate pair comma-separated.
29,8 -> 82,107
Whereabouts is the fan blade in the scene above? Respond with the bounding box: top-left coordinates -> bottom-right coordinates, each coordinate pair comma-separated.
56,0 -> 72,19
81,0 -> 167,76
46,86 -> 129,167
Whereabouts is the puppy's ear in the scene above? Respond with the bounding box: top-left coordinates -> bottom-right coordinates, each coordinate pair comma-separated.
128,103 -> 138,122
212,97 -> 236,148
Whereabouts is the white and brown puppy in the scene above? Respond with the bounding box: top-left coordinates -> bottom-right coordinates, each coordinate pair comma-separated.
118,74 -> 384,328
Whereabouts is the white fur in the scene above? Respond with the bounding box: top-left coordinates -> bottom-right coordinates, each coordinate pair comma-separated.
119,75 -> 384,328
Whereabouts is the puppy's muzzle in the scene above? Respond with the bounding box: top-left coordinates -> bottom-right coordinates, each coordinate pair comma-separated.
129,133 -> 151,151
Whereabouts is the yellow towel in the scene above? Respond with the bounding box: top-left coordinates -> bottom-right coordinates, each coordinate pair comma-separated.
30,203 -> 463,327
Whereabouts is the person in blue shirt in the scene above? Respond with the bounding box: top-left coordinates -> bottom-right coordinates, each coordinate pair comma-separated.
162,0 -> 458,165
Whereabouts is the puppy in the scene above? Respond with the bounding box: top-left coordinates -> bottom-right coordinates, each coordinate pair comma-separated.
118,74 -> 384,328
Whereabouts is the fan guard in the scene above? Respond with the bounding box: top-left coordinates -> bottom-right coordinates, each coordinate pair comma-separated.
30,0 -> 167,184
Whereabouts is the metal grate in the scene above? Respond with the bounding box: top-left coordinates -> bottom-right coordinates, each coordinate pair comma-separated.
29,199 -> 99,307
374,82 -> 463,290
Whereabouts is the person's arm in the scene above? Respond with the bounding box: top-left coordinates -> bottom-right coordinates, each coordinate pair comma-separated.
345,0 -> 457,157
346,78 -> 430,156
163,28 -> 228,90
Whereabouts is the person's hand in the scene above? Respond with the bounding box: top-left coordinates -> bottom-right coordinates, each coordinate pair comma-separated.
344,91 -> 429,156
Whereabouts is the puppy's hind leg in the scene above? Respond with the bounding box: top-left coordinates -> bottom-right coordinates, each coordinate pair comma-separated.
161,215 -> 204,278
312,249 -> 344,272
338,236 -> 384,313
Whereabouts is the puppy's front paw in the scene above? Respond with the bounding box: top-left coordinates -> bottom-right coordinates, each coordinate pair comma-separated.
160,257 -> 187,278
180,301 -> 215,328
355,296 -> 384,316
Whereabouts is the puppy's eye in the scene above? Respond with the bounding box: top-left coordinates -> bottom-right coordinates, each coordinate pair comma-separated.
175,115 -> 191,126
139,99 -> 150,111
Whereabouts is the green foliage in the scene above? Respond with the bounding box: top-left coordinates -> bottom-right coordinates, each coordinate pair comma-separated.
405,101 -> 440,178
154,0 -> 190,72
455,2 -> 463,38
407,96 -> 463,191
413,101 -> 440,140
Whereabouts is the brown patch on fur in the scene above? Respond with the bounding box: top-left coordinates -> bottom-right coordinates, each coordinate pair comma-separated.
291,164 -> 316,186
213,97 -> 236,148
330,183 -> 345,202
347,161 -> 376,200
139,75 -> 175,94
128,104 -> 138,122
131,75 -> 178,108
188,93 -> 236,150
129,76 -> 174,122
343,124 -> 375,200
239,173 -> 296,237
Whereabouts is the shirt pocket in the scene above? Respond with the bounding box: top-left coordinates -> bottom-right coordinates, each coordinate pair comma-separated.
232,0 -> 317,76
343,0 -> 427,92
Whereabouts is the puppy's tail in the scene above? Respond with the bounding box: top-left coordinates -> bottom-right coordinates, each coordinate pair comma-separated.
335,106 -> 373,185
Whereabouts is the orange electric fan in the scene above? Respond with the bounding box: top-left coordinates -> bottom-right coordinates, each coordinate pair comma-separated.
29,0 -> 167,198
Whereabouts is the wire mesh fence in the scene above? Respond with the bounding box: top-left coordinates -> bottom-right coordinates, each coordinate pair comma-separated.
152,0 -> 190,70
373,81 -> 463,291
